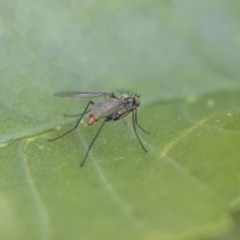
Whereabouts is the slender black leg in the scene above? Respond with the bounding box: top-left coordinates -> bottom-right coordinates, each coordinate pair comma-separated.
132,111 -> 147,152
80,119 -> 107,167
134,109 -> 150,134
48,101 -> 94,141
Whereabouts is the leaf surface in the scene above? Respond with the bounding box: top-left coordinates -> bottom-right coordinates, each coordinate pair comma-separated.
0,1 -> 240,240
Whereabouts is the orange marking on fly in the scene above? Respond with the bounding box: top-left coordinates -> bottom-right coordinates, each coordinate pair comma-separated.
87,115 -> 100,125
48,91 -> 150,167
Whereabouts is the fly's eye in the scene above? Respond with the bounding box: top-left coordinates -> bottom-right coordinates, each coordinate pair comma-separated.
133,97 -> 140,106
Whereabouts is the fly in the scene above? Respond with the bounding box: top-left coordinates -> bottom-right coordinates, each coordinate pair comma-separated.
49,91 -> 150,167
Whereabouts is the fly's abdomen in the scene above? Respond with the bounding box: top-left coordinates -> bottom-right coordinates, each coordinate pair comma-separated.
87,115 -> 100,125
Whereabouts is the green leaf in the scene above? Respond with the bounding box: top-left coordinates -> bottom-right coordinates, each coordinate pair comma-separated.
0,1 -> 240,240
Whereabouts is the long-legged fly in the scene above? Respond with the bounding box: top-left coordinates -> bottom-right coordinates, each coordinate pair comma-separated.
49,91 -> 150,167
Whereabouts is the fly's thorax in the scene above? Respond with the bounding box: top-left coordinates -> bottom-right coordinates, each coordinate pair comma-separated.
113,91 -> 139,99
108,96 -> 139,121
113,91 -> 131,99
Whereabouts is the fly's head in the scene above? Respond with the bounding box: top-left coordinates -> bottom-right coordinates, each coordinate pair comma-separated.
127,93 -> 140,107
133,95 -> 140,108
120,95 -> 140,112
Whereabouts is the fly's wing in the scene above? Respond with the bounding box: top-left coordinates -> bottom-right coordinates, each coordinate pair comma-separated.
91,98 -> 125,118
54,92 -> 112,99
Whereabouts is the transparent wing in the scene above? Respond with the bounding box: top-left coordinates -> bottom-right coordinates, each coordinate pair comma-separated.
91,98 -> 125,117
54,91 -> 112,99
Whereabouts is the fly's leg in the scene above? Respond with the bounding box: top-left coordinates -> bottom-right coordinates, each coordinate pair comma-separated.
134,109 -> 150,134
80,119 -> 107,167
48,101 -> 94,141
132,110 -> 148,152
